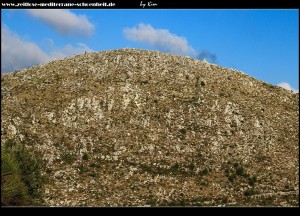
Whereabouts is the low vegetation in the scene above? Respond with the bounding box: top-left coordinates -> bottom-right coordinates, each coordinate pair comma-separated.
1,140 -> 44,206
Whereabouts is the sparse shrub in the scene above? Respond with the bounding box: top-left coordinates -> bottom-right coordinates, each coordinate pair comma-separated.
224,168 -> 229,175
78,164 -> 85,174
259,196 -> 275,206
61,152 -> 76,164
179,128 -> 186,135
5,139 -> 16,149
146,195 -> 156,206
46,168 -> 52,174
235,165 -> 244,176
200,167 -> 209,175
89,163 -> 100,168
221,196 -> 228,204
228,173 -> 236,182
219,92 -> 225,97
199,180 -> 209,187
179,128 -> 187,139
171,163 -> 179,170
248,176 -> 257,186
179,198 -> 186,206
188,163 -> 195,171
284,184 -> 294,191
167,163 -> 180,174
140,164 -> 153,173
244,188 -> 257,196
88,172 -> 96,178
82,152 -> 89,160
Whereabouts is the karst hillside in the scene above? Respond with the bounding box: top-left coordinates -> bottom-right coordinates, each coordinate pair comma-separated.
1,49 -> 298,206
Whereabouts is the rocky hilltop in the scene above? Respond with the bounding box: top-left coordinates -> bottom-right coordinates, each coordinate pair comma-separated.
1,48 -> 299,206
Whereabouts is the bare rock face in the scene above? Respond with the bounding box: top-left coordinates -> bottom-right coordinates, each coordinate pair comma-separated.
1,48 -> 298,206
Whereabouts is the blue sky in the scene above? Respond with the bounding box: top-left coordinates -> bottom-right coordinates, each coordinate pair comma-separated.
1,9 -> 299,92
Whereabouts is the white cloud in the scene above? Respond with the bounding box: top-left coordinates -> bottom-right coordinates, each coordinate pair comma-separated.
123,23 -> 196,56
1,25 -> 50,73
1,25 -> 93,73
45,39 -> 93,59
27,9 -> 94,38
277,82 -> 299,93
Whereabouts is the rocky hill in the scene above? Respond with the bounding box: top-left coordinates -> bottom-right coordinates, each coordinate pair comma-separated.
1,48 -> 299,206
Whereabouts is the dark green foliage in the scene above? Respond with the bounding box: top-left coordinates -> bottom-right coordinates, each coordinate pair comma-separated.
5,139 -> 16,149
248,176 -> 257,186
179,199 -> 186,206
1,139 -> 43,206
82,152 -> 89,160
259,196 -> 275,206
200,167 -> 209,175
188,163 -> 195,171
165,196 -> 187,206
165,163 -> 180,174
9,143 -> 43,201
224,168 -> 229,174
146,195 -> 157,206
179,128 -> 186,135
88,172 -> 96,178
221,196 -> 228,204
178,128 -> 187,139
244,188 -> 257,196
139,164 -> 153,173
235,165 -> 244,176
171,163 -> 179,170
61,152 -> 76,164
89,163 -> 101,168
224,162 -> 255,185
284,184 -> 293,191
46,168 -> 52,174
1,146 -> 30,206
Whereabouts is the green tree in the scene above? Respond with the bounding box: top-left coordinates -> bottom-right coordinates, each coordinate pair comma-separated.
1,146 -> 30,206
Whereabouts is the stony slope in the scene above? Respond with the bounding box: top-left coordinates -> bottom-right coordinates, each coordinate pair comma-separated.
1,48 -> 299,206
